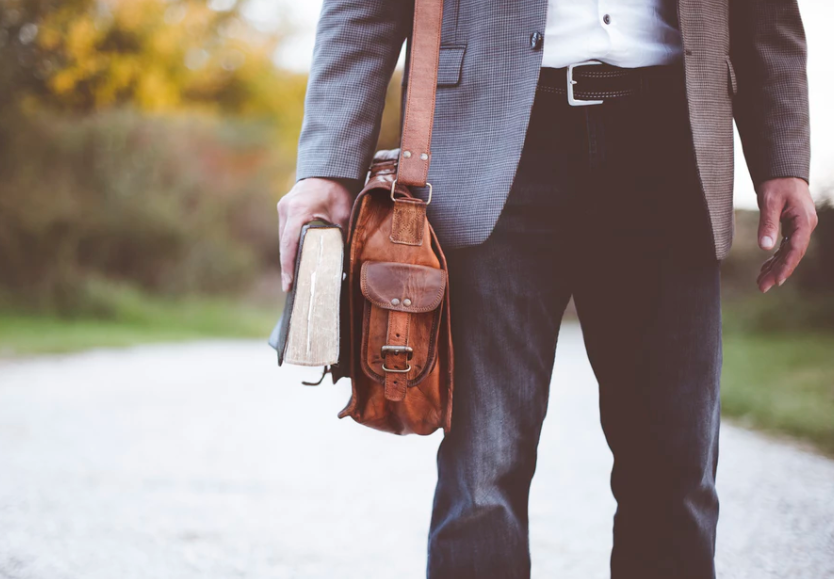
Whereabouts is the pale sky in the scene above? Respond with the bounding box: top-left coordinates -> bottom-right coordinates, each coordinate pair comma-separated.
247,0 -> 834,209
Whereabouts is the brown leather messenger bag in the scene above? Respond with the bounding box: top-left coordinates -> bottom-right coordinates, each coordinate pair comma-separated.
332,0 -> 454,435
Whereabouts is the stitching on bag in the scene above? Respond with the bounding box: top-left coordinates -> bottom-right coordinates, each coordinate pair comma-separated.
399,0 -> 441,186
422,4 -> 442,186
390,200 -> 425,246
399,0 -> 421,179
408,307 -> 440,388
360,299 -> 382,383
384,311 -> 411,378
360,302 -> 439,387
358,263 -> 446,388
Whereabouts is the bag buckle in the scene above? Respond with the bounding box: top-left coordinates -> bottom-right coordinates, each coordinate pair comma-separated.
390,178 -> 432,204
381,345 -> 413,373
567,60 -> 604,106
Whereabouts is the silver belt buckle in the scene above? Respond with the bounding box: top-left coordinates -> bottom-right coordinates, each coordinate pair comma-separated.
567,60 -> 604,106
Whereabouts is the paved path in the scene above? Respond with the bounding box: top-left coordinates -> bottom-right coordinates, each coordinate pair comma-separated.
0,324 -> 832,579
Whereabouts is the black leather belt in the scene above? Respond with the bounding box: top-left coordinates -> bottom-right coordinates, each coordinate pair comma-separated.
537,60 -> 684,106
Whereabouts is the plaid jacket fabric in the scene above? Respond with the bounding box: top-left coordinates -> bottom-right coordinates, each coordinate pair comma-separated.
296,0 -> 810,260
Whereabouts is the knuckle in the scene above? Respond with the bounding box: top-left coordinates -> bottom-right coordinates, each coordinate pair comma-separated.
281,195 -> 296,209
791,244 -> 805,260
761,188 -> 778,204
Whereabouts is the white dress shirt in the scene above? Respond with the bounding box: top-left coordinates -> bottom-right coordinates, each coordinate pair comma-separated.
541,0 -> 684,69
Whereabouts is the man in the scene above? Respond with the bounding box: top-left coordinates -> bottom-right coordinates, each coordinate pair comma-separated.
277,0 -> 817,577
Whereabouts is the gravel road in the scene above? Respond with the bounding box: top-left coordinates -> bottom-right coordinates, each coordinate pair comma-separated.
0,324 -> 832,579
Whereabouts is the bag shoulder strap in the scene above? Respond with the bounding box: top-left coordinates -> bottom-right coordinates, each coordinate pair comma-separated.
396,0 -> 444,188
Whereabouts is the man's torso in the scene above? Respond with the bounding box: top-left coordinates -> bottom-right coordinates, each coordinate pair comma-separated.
402,0 -> 735,257
542,0 -> 684,68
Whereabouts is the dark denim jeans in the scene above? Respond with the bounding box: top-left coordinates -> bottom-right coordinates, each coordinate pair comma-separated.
427,65 -> 722,579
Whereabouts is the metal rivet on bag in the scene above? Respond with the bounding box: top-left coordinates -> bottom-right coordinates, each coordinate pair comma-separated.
420,153 -> 428,160
403,298 -> 412,306
403,151 -> 412,158
391,298 -> 400,305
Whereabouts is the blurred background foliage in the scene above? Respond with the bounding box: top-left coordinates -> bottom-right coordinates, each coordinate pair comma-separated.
1,0 -> 301,116
720,207 -> 834,454
0,0 -> 403,316
723,206 -> 834,333
0,0 -> 830,451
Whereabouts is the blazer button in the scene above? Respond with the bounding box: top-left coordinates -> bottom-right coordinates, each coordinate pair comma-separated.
529,31 -> 544,50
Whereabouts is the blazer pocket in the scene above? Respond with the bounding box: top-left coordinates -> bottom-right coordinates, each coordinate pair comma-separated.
436,45 -> 466,87
726,56 -> 738,97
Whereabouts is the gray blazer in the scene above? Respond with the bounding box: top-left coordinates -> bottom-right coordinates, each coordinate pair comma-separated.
296,0 -> 810,260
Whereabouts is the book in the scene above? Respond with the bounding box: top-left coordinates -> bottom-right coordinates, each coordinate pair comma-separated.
268,223 -> 343,367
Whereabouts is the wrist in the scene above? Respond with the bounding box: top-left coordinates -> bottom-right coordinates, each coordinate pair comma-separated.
755,175 -> 809,195
300,176 -> 364,196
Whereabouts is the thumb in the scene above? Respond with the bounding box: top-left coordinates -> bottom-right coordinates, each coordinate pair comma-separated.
757,192 -> 782,251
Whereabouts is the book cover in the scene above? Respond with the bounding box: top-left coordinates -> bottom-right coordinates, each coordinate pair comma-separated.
268,223 -> 344,368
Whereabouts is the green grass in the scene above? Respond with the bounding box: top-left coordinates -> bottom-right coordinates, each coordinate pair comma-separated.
721,331 -> 834,456
0,297 -> 281,356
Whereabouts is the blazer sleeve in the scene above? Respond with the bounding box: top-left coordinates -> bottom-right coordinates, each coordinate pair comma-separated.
730,0 -> 811,188
295,0 -> 414,184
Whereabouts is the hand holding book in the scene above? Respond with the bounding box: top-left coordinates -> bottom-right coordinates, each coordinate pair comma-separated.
276,177 -> 356,292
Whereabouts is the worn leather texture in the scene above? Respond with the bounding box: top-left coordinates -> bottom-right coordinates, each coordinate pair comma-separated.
361,262 -> 446,312
396,0 -> 443,186
338,150 -> 454,435
334,0 -> 452,435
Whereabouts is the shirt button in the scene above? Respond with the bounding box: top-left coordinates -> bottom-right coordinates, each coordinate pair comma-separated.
529,31 -> 544,50
603,14 -> 611,25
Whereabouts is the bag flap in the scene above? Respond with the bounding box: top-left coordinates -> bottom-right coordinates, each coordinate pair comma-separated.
360,261 -> 446,313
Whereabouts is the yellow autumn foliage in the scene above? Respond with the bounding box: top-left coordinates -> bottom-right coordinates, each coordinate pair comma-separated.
1,0 -> 298,120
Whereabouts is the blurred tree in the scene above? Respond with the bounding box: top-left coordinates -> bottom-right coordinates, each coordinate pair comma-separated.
1,0 -> 305,116
0,0 -> 410,313
0,109 -> 283,312
0,0 -> 310,191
